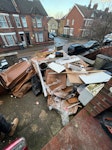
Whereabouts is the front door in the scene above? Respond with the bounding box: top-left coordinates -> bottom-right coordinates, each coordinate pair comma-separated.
25,32 -> 31,45
20,34 -> 27,47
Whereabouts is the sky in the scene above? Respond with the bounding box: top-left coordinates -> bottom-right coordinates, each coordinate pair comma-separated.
40,0 -> 112,18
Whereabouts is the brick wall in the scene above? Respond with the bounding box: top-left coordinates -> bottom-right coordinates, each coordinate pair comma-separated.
0,46 -> 20,53
85,79 -> 112,117
100,46 -> 112,57
65,6 -> 84,37
85,46 -> 112,60
0,14 -> 48,53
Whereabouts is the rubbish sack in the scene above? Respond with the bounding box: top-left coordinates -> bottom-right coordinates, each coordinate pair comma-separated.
31,74 -> 42,96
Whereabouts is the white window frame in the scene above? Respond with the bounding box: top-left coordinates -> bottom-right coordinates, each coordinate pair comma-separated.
32,17 -> 36,28
66,19 -> 69,26
21,16 -> 27,28
35,32 -> 43,42
70,28 -> 74,36
36,17 -> 42,28
35,33 -> 38,42
6,16 -> 12,27
85,19 -> 93,27
82,29 -> 90,37
0,15 -> 8,28
72,19 -> 74,25
64,27 -> 69,35
6,35 -> 15,46
13,15 -> 21,28
0,32 -> 17,47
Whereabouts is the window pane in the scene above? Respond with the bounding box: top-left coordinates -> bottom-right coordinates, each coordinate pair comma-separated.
0,15 -> 8,28
1,35 -> 8,46
6,35 -> 15,46
67,19 -> 69,26
38,32 -> 43,42
72,19 -> 74,25
21,16 -> 27,27
14,16 -> 21,28
32,18 -> 36,28
35,33 -> 38,42
6,16 -> 12,27
70,28 -> 74,36
35,32 -> 43,42
36,17 -> 42,28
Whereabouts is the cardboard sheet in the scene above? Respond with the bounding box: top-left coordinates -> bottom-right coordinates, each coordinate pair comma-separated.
45,69 -> 66,91
66,69 -> 83,84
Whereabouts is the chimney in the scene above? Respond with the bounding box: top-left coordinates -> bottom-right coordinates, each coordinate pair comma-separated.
93,3 -> 98,10
105,7 -> 109,13
88,0 -> 92,9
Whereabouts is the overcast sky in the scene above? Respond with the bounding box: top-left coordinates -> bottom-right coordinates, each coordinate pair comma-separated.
40,0 -> 112,18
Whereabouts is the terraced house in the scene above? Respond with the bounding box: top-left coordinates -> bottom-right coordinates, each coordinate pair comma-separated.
0,0 -> 48,52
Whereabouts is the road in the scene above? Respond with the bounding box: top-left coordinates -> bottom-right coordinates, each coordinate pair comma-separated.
0,37 -> 87,65
18,36 -> 70,58
17,36 -> 86,59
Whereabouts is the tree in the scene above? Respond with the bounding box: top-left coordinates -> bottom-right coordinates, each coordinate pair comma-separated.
89,11 -> 112,42
54,12 -> 64,19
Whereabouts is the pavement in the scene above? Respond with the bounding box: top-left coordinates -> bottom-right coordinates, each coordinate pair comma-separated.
1,91 -> 112,150
1,37 -> 111,150
0,91 -> 63,150
0,40 -> 63,150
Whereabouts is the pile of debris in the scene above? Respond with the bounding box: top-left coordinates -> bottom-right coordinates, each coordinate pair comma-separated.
0,60 -> 36,98
31,49 -> 111,125
0,49 -> 111,126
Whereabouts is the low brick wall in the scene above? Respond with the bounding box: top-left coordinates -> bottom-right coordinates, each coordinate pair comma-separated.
85,79 -> 112,117
100,46 -> 112,57
85,46 -> 112,60
0,46 -> 20,53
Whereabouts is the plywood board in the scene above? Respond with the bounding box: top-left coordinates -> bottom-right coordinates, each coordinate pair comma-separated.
66,69 -> 83,84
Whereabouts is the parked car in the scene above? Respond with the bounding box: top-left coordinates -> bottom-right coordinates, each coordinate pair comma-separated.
67,40 -> 99,56
50,32 -> 57,37
103,38 -> 112,46
103,33 -> 112,45
0,57 -> 28,72
67,44 -> 87,55
0,59 -> 9,71
83,40 -> 100,49
48,33 -> 54,40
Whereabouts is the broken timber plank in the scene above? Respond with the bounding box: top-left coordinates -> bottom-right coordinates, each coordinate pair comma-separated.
31,60 -> 47,97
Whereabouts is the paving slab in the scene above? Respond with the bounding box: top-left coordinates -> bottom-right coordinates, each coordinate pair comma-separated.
0,91 -> 62,150
42,109 -> 112,150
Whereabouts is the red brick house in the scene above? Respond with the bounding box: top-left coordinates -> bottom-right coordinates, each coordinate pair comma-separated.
63,3 -> 109,38
0,0 -> 48,52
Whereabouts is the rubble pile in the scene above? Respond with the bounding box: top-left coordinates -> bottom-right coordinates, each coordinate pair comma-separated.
31,49 -> 111,125
0,48 -> 111,125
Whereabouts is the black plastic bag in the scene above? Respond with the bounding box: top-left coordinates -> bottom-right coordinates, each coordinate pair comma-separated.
31,74 -> 42,96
